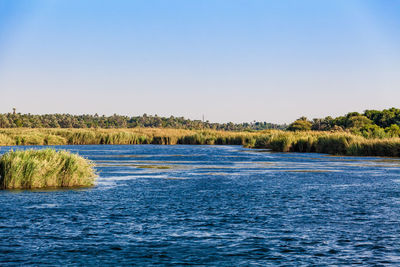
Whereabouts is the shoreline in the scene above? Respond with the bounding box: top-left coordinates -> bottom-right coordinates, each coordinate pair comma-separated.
1,128 -> 400,158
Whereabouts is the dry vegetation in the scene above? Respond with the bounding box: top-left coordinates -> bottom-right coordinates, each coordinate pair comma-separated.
0,128 -> 400,157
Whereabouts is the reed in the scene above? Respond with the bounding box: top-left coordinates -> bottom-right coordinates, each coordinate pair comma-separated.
0,133 -> 15,146
1,128 -> 400,157
0,128 -> 259,146
0,149 -> 96,189
347,139 -> 400,157
253,131 -> 400,157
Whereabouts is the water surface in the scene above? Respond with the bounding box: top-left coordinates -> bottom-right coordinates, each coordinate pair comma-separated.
1,145 -> 399,265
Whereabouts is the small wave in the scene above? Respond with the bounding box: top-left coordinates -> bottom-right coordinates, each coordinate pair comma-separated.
98,174 -> 171,181
26,203 -> 58,209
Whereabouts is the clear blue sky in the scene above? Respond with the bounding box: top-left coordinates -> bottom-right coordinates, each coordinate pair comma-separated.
0,0 -> 399,123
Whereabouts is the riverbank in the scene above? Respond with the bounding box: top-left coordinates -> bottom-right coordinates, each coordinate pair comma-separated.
1,128 -> 400,157
0,128 -> 258,146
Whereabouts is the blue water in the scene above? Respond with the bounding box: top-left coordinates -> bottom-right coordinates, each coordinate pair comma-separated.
1,145 -> 400,265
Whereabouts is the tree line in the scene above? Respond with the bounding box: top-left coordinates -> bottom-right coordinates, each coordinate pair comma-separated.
288,107 -> 400,138
2,108 -> 399,137
0,112 -> 285,131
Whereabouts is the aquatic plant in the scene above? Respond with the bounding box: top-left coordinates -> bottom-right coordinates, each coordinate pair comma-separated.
347,139 -> 400,157
0,149 -> 96,189
1,128 -> 400,157
0,133 -> 15,146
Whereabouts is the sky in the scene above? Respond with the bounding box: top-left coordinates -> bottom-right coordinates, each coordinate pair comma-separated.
0,0 -> 399,124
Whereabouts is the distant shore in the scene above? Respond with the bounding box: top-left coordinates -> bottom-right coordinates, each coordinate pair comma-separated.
1,128 -> 400,158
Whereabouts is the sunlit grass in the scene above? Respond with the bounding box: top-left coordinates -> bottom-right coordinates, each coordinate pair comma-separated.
0,128 -> 259,146
0,149 -> 96,189
0,128 -> 400,157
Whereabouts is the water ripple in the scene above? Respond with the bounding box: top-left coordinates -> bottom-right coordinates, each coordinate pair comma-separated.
0,145 -> 400,265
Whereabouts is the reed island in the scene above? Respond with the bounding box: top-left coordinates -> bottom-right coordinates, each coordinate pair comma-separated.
0,149 -> 96,189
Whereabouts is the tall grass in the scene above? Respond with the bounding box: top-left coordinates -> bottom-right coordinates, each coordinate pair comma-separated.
0,128 -> 259,146
347,139 -> 400,157
0,133 -> 15,146
1,128 -> 400,157
253,131 -> 400,157
0,149 -> 96,189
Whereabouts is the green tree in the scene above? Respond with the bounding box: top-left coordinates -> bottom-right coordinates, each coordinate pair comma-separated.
288,117 -> 312,131
385,124 -> 400,138
348,115 -> 372,129
359,124 -> 386,139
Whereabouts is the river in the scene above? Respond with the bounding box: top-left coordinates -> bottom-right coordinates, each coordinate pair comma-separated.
1,145 -> 399,265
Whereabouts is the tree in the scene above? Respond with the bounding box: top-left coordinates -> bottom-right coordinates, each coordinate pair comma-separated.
0,114 -> 10,128
359,124 -> 386,139
348,115 -> 372,129
288,117 -> 312,131
385,124 -> 400,138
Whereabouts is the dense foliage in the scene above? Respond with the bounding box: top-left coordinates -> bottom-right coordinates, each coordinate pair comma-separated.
0,112 -> 284,131
287,117 -> 312,131
289,107 -> 400,138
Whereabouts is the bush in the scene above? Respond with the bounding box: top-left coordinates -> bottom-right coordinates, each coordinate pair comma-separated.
269,134 -> 293,152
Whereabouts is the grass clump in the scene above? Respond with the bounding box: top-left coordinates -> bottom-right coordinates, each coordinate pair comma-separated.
0,149 -> 96,189
0,134 -> 15,146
